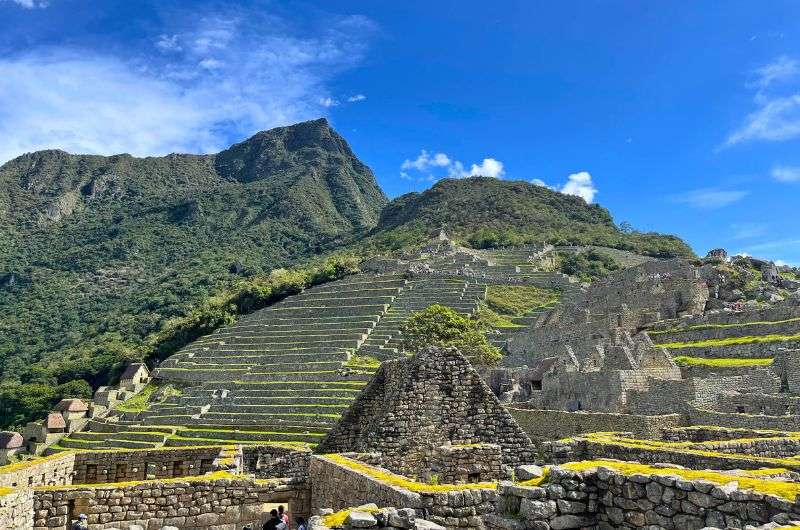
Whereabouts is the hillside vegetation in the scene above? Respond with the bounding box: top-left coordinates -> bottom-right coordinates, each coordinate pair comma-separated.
367,177 -> 694,258
0,119 -> 694,428
0,119 -> 385,427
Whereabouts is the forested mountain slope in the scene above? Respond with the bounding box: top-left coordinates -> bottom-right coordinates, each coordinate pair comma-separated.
367,177 -> 694,258
0,119 -> 387,425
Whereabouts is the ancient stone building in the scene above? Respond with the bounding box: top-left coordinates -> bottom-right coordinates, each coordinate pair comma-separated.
316,346 -> 535,476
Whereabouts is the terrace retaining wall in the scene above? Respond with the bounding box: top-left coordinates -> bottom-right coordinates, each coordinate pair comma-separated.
486,466 -> 800,530
32,476 -> 310,530
507,408 -> 682,441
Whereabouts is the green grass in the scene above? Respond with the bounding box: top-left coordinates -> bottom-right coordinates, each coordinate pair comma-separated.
673,356 -> 774,367
344,354 -> 381,370
484,285 -> 560,317
114,383 -> 158,413
655,332 -> 800,349
649,317 -> 800,335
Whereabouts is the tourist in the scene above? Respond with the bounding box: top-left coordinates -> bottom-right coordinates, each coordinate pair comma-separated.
279,504 -> 290,527
296,516 -> 307,530
71,513 -> 89,530
263,509 -> 283,530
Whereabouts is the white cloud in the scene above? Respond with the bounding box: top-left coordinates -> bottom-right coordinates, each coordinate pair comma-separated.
198,58 -> 223,70
771,165 -> 800,182
775,259 -> 789,267
731,222 -> 767,240
400,150 -> 504,179
725,94 -> 800,145
752,55 -> 799,88
560,171 -> 597,203
673,188 -> 748,209
0,10 -> 374,163
401,150 -> 452,171
319,97 -> 339,108
724,56 -> 800,147
156,34 -> 181,53
532,171 -> 598,203
469,158 -> 504,178
347,94 -> 366,102
2,0 -> 48,8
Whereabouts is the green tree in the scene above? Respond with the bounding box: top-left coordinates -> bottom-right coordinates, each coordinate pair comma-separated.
400,304 -> 502,365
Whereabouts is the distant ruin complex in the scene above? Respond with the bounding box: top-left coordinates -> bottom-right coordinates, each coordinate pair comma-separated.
4,237 -> 800,529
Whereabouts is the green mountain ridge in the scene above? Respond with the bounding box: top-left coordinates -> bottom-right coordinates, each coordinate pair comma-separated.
0,118 -> 692,428
367,177 -> 693,257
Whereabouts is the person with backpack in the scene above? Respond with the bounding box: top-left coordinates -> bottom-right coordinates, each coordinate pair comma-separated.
71,514 -> 89,530
263,509 -> 283,530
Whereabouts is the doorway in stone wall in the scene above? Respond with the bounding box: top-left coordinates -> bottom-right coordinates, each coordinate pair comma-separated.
68,497 -> 90,529
260,501 -> 293,529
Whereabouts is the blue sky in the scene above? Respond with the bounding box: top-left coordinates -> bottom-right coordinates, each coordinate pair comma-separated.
1,1 -> 799,264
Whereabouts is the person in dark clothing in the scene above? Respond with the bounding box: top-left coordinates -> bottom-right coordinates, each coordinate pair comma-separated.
296,516 -> 307,530
263,509 -> 282,530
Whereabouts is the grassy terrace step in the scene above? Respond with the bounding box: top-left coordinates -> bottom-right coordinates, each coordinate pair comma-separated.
211,321 -> 378,333
208,403 -> 350,414
198,335 -> 364,345
182,344 -> 354,355
173,421 -> 333,434
175,427 -> 326,441
172,395 -> 355,406
289,286 -> 404,297
199,331 -> 368,341
157,368 -> 371,383
673,356 -> 774,367
183,388 -> 362,399
240,313 -> 383,324
279,295 -> 398,307
170,361 -> 345,372
238,371 -> 373,383
85,420 -> 178,434
656,333 -> 800,350
68,431 -> 168,443
186,352 -> 350,364
198,380 -> 367,390
197,412 -> 341,426
261,304 -> 388,317
649,318 -> 800,344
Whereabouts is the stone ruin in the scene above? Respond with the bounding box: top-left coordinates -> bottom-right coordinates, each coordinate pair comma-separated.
317,346 -> 536,480
493,259 -> 707,413
4,240 -> 800,529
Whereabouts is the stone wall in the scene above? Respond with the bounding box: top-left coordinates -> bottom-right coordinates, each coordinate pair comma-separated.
688,405 -> 800,431
242,445 -> 311,481
486,465 -> 800,530
537,437 -> 800,472
0,489 -> 34,530
0,452 -> 76,489
308,456 -> 497,530
33,476 -> 310,530
661,426 -> 789,443
507,408 -> 682,442
72,447 -> 222,484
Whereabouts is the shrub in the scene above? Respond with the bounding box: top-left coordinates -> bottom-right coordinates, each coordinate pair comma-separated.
400,305 -> 502,366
